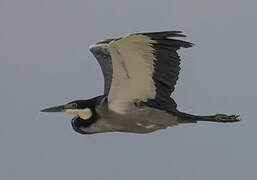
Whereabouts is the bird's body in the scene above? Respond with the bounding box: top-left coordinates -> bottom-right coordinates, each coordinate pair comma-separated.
71,96 -> 179,134
41,31 -> 239,134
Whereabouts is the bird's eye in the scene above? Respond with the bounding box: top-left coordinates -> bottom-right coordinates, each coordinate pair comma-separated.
72,103 -> 77,108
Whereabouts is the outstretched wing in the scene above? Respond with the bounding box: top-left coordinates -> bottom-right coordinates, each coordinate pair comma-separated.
89,39 -> 115,95
107,31 -> 193,114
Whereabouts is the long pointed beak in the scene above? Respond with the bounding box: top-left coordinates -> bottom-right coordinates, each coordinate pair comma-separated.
40,105 -> 65,112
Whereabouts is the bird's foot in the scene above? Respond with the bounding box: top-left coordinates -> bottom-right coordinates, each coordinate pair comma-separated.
215,114 -> 240,122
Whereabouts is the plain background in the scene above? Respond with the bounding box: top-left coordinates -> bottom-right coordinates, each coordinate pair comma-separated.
0,0 -> 256,179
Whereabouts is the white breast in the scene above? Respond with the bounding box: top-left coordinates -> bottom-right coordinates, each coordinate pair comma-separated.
62,108 -> 92,120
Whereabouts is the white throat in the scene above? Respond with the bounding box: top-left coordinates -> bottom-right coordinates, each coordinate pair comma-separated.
62,108 -> 92,120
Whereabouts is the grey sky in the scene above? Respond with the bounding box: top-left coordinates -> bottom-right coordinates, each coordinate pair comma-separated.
0,0 -> 256,179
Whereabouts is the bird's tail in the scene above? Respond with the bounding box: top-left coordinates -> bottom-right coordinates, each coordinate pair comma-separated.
176,111 -> 240,124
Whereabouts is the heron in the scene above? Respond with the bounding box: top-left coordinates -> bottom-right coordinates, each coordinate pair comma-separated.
41,31 -> 239,134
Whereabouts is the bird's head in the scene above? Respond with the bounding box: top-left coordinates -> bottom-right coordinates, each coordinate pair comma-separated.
41,100 -> 94,119
41,96 -> 104,134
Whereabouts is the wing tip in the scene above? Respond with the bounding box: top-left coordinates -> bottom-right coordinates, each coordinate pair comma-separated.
89,43 -> 109,53
89,44 -> 97,51
135,31 -> 187,38
180,41 -> 195,48
134,31 -> 194,48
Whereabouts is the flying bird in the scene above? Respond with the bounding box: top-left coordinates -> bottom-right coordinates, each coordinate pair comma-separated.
41,31 -> 239,134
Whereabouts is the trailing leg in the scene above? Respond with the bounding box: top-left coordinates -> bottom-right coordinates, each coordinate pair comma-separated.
175,111 -> 240,123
